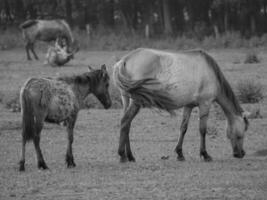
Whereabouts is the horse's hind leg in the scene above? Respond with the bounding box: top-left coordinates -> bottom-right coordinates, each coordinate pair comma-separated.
19,139 -> 26,171
175,106 -> 193,161
33,118 -> 48,169
119,100 -> 140,162
65,114 -> 77,168
199,102 -> 212,162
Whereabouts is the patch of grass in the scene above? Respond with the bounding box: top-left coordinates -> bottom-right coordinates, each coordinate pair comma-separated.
3,27 -> 267,50
0,28 -> 24,50
244,52 -> 260,64
236,79 -> 264,103
1,90 -> 21,112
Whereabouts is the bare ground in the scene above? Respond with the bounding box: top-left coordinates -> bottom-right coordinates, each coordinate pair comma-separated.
0,49 -> 267,200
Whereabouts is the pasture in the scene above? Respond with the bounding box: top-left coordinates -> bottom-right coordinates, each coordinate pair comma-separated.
0,49 -> 267,199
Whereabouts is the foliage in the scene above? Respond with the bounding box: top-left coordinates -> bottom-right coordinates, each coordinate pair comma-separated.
236,79 -> 264,103
244,52 -> 260,64
0,0 -> 266,38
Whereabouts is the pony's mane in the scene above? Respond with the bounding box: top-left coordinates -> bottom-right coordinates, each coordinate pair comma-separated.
20,20 -> 37,29
114,63 -> 177,115
199,50 -> 243,115
57,69 -> 108,86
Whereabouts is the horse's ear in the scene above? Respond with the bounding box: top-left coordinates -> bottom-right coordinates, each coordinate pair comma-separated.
88,65 -> 94,72
101,64 -> 107,71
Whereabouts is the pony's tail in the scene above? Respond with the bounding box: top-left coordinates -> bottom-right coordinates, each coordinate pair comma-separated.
20,89 -> 35,141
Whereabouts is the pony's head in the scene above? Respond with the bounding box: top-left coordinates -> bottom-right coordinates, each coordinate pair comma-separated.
88,65 -> 112,109
226,111 -> 250,158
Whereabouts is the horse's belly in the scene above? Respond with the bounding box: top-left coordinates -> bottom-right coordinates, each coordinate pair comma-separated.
46,95 -> 76,122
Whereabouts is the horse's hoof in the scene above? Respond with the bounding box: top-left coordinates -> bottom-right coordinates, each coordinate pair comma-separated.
204,156 -> 213,162
177,156 -> 185,161
120,157 -> 128,163
66,155 -> 76,167
200,152 -> 213,162
67,162 -> 76,168
127,154 -> 136,162
38,161 -> 49,170
128,157 -> 136,162
19,163 -> 25,172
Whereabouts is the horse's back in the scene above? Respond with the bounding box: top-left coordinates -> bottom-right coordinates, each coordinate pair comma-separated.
21,19 -> 73,42
21,77 -> 77,122
114,48 -> 219,108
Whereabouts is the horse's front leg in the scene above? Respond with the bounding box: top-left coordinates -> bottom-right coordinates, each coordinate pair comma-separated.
199,102 -> 212,162
25,43 -> 31,60
118,100 -> 140,163
65,114 -> 77,168
30,43 -> 39,60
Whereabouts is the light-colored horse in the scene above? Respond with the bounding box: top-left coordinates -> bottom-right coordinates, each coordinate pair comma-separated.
20,19 -> 78,60
46,37 -> 77,67
113,48 -> 249,163
19,65 -> 111,171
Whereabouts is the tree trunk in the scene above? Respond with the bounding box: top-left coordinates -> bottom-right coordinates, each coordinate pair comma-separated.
162,0 -> 173,35
65,0 -> 72,26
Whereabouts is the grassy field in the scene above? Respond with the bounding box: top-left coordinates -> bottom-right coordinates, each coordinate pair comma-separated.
0,48 -> 267,200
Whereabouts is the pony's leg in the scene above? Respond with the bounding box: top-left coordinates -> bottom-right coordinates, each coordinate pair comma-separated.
25,43 -> 31,60
118,100 -> 140,162
199,103 -> 212,162
30,43 -> 39,60
19,139 -> 26,171
33,118 -> 48,169
65,115 -> 77,168
175,106 -> 193,161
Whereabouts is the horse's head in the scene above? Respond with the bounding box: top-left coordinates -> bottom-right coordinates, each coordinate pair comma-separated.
88,65 -> 112,109
226,111 -> 250,158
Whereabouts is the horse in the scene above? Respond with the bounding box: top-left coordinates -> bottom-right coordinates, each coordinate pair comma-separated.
45,37 -> 77,67
19,65 -> 112,171
19,19 -> 78,60
113,48 -> 250,163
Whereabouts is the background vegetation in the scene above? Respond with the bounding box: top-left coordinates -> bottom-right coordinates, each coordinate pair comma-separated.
1,0 -> 267,50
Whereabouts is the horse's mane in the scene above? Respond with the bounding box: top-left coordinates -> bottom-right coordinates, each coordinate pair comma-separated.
113,62 -> 177,115
199,50 -> 243,115
57,70 -> 108,86
19,20 -> 38,29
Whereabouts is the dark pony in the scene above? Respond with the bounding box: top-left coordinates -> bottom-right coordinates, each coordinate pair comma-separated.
19,65 -> 111,171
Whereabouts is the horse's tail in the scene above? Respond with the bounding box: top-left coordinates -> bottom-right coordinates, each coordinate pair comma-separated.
19,19 -> 38,29
113,60 -> 177,115
20,87 -> 35,141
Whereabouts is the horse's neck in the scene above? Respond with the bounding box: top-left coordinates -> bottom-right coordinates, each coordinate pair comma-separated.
216,94 -> 241,122
72,84 -> 91,107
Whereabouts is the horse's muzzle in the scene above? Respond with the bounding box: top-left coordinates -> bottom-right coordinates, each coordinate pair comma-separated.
233,150 -> 246,158
103,101 -> 112,109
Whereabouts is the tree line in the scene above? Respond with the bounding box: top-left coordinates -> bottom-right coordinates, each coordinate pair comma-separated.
0,0 -> 266,38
